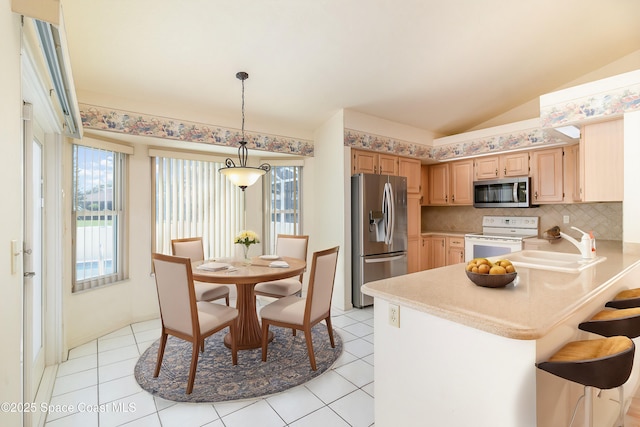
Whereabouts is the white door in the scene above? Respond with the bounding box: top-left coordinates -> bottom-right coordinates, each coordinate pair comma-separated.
23,111 -> 46,414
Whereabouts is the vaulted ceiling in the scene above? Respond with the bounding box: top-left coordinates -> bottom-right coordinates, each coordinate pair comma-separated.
61,0 -> 640,141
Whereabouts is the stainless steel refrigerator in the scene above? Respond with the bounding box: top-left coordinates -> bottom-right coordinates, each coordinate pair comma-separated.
352,173 -> 408,308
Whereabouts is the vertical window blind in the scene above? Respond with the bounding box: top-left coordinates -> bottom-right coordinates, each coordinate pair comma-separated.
72,145 -> 128,292
152,155 -> 245,259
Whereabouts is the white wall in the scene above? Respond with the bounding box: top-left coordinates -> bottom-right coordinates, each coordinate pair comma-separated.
344,109 -> 437,144
0,4 -> 25,426
624,110 -> 640,253
312,110 -> 349,309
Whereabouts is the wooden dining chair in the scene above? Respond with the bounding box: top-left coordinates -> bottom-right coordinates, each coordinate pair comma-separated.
151,253 -> 238,394
172,237 -> 230,306
254,234 -> 309,299
260,246 -> 339,370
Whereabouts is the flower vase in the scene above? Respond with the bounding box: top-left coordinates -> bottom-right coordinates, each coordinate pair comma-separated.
241,244 -> 251,265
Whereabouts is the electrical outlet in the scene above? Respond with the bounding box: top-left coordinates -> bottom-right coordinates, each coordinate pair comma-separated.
388,304 -> 400,328
563,215 -> 570,224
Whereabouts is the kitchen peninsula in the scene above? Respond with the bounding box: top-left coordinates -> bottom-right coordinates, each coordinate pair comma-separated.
362,241 -> 640,426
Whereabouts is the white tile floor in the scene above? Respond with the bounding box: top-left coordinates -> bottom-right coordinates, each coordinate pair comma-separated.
45,300 -> 375,427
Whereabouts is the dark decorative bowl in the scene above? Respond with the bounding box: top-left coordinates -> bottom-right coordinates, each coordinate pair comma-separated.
466,270 -> 517,288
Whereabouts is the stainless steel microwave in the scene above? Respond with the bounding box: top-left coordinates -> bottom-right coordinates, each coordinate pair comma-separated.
473,177 -> 531,208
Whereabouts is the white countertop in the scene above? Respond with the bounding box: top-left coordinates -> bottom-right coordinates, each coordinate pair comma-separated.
362,240 -> 640,339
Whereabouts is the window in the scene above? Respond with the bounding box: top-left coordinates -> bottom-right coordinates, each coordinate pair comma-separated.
72,145 -> 128,292
263,165 -> 302,253
152,155 -> 245,258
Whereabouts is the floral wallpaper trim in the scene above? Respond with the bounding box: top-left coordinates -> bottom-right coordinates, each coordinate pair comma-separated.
344,129 -> 434,160
78,103 -> 315,157
344,127 -> 567,162
540,83 -> 640,127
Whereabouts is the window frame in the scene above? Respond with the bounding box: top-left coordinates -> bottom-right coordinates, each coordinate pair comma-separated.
262,161 -> 303,254
71,143 -> 129,292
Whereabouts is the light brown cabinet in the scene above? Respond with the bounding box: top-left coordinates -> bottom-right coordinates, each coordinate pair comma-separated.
407,194 -> 421,273
351,149 -> 398,175
446,236 -> 465,266
579,119 -> 624,202
530,147 -> 564,204
420,165 -> 429,205
474,152 -> 529,180
563,144 -> 581,203
420,235 -> 446,271
427,160 -> 473,205
399,157 -> 422,194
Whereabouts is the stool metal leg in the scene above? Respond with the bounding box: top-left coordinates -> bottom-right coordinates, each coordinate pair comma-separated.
618,385 -> 625,427
585,385 -> 593,427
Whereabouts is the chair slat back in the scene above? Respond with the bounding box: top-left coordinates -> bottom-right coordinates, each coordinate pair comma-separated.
152,253 -> 197,337
172,237 -> 205,262
305,246 -> 340,323
277,234 -> 309,281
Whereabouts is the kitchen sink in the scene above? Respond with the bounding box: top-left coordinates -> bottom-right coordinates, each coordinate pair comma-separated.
498,250 -> 606,273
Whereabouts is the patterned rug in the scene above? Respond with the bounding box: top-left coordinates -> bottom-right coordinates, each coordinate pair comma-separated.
134,324 -> 342,402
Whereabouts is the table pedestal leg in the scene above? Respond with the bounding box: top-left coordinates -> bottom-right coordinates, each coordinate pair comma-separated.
224,283 -> 273,350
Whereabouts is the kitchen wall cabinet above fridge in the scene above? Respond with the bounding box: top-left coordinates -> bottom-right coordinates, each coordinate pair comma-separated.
351,148 -> 398,175
351,148 -> 422,194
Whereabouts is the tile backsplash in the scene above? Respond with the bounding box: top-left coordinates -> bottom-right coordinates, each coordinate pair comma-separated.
421,203 -> 622,241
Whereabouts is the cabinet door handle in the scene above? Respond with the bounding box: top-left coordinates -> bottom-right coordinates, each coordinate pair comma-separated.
445,195 -> 448,203
534,191 -> 538,200
504,167 -> 507,176
495,168 -> 498,176
451,194 -> 455,202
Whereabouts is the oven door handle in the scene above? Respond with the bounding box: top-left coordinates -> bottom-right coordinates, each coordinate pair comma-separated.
513,182 -> 518,202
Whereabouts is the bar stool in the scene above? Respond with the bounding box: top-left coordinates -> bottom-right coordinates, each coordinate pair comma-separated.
579,307 -> 640,338
606,289 -> 640,309
577,307 -> 640,426
537,336 -> 635,427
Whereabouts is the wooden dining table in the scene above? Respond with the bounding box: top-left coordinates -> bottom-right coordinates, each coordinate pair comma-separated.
192,256 -> 306,350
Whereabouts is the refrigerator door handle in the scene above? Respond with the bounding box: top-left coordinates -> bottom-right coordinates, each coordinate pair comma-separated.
364,254 -> 406,263
382,182 -> 394,246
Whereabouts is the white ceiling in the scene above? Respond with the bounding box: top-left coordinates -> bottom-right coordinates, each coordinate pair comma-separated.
61,0 -> 640,140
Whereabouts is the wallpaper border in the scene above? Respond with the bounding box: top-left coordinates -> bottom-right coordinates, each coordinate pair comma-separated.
78,103 -> 315,157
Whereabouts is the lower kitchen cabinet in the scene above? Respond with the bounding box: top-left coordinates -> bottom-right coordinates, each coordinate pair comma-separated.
421,234 -> 465,270
446,236 -> 465,265
420,235 -> 446,271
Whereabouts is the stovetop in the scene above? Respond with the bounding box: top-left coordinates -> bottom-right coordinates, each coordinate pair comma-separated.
465,216 -> 539,240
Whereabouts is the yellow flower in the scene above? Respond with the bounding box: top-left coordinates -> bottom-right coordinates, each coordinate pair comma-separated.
234,230 -> 260,246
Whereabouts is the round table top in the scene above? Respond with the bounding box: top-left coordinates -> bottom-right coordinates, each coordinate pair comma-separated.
192,256 -> 306,285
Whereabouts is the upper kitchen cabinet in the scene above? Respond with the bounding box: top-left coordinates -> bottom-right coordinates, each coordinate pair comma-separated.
474,152 -> 529,180
427,159 -> 473,206
420,165 -> 429,206
351,148 -> 398,176
563,144 -> 581,203
530,147 -> 563,204
579,119 -> 624,202
398,157 -> 422,194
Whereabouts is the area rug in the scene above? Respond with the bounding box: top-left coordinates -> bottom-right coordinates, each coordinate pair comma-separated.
134,324 -> 342,402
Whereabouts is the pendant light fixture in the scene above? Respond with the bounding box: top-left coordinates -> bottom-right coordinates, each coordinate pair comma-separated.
219,71 -> 271,191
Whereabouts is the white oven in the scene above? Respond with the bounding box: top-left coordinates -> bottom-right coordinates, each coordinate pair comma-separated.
464,216 -> 539,262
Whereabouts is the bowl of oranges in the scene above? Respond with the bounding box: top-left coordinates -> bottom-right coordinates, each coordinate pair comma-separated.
465,258 -> 517,288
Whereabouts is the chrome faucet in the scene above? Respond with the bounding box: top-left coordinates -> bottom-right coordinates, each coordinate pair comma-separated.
559,227 -> 596,259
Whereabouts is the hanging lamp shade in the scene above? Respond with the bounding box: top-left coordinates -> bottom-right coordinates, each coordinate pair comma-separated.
219,72 -> 270,191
